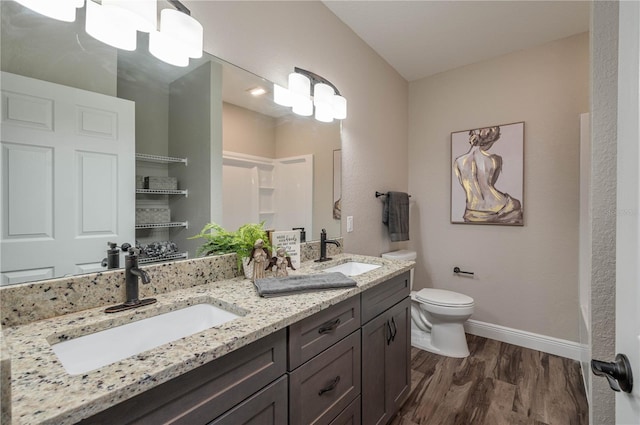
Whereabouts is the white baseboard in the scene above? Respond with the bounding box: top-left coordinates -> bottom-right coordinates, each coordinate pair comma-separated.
464,319 -> 588,361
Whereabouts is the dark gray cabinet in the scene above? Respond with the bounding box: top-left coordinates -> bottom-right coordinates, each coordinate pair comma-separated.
288,296 -> 362,425
208,375 -> 288,425
329,395 -> 361,425
288,296 -> 360,370
361,272 -> 411,425
289,330 -> 361,425
78,329 -> 287,425
360,272 -> 410,325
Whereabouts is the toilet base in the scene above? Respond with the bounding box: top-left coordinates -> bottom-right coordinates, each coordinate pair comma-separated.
410,323 -> 470,358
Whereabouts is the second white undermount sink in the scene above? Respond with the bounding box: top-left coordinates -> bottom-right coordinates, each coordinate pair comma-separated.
51,303 -> 241,375
322,261 -> 381,276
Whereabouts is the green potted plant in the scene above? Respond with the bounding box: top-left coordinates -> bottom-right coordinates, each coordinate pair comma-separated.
190,222 -> 272,278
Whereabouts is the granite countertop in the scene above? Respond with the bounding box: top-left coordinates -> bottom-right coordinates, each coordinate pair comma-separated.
3,253 -> 413,425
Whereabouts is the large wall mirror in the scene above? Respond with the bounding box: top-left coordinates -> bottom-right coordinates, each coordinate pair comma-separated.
0,1 -> 341,286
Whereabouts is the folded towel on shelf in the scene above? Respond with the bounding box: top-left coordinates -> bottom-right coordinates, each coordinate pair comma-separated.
382,191 -> 410,242
254,272 -> 357,298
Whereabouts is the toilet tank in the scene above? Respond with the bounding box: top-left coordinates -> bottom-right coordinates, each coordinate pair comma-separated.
381,250 -> 416,289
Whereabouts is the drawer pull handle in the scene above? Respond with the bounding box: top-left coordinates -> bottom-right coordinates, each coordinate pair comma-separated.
318,375 -> 341,396
386,318 -> 398,345
318,318 -> 341,334
390,317 -> 397,342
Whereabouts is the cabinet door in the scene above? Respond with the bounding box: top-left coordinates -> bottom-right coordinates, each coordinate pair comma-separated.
386,297 -> 411,411
208,375 -> 288,425
361,297 -> 410,425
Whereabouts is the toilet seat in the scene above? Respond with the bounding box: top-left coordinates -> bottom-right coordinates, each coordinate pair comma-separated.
414,288 -> 474,308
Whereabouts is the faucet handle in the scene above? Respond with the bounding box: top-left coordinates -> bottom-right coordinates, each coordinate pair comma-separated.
127,247 -> 140,256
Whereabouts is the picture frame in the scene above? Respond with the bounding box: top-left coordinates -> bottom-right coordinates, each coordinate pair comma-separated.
450,121 -> 524,226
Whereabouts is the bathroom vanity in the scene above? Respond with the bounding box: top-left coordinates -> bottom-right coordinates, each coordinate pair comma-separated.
0,253 -> 413,425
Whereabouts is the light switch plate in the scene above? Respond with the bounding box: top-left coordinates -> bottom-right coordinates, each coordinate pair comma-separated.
347,216 -> 353,232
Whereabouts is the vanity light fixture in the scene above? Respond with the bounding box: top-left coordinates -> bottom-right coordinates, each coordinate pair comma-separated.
149,6 -> 203,67
16,0 -> 203,67
85,0 -> 146,51
274,67 -> 347,122
14,0 -> 84,22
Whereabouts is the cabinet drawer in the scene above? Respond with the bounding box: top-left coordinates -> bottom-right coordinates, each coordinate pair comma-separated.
288,296 -> 360,370
289,330 -> 361,425
208,375 -> 288,425
79,329 -> 286,425
329,395 -> 361,425
361,271 -> 410,324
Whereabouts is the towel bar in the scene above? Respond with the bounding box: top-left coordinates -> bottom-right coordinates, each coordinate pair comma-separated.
375,191 -> 411,198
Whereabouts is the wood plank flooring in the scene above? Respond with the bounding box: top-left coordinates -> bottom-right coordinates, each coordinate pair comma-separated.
391,334 -> 588,425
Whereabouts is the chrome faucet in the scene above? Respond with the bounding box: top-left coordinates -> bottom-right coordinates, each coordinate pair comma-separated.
316,228 -> 341,262
105,247 -> 156,313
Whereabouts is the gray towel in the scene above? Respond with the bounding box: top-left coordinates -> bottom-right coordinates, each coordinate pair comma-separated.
383,191 -> 410,242
254,272 -> 357,298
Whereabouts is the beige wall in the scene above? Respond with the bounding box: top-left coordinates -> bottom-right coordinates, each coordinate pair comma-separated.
185,0 -> 409,251
223,103 -> 277,158
408,33 -> 589,341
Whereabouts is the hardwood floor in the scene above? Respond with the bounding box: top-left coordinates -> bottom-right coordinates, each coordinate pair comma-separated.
391,335 -> 588,425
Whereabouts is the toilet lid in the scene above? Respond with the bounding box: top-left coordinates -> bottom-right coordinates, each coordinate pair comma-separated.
415,288 -> 474,307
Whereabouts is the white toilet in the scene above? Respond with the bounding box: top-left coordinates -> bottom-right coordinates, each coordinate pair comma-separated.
381,250 -> 474,358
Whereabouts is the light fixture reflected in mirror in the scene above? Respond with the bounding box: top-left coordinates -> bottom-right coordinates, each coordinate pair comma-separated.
85,0 -> 139,51
274,67 -> 347,122
149,8 -> 203,67
16,0 -> 203,67
86,0 -> 157,51
15,0 -> 84,22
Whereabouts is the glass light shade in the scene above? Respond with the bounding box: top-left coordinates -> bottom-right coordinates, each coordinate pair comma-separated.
332,95 -> 347,120
102,0 -> 157,33
273,84 -> 293,107
149,30 -> 189,67
313,83 -> 335,106
15,0 -> 83,22
315,103 -> 334,123
291,93 -> 313,116
160,9 -> 203,59
289,73 -> 310,97
86,0 -> 137,51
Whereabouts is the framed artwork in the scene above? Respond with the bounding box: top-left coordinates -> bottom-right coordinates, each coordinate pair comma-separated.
450,121 -> 524,226
333,149 -> 341,220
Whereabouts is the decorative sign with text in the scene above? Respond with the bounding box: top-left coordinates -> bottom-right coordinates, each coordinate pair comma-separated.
270,230 -> 301,269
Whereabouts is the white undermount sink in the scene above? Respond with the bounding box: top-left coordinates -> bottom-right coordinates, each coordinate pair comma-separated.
322,261 -> 381,276
51,303 -> 241,375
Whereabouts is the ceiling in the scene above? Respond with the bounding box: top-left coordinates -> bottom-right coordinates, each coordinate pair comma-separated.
323,1 -> 590,82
